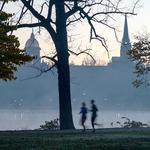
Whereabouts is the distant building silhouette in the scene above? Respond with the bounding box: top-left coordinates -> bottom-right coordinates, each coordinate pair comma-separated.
21,31 -> 49,77
25,32 -> 41,65
25,32 -> 41,59
121,14 -> 131,56
111,15 -> 131,65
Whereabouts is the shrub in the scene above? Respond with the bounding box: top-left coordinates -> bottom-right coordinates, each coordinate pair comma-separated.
111,117 -> 149,128
40,118 -> 60,130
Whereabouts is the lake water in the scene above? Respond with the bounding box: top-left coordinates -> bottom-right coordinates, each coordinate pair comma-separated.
0,109 -> 150,130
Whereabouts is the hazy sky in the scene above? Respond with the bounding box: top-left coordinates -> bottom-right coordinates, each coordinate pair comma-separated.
129,0 -> 150,37
11,0 -> 150,64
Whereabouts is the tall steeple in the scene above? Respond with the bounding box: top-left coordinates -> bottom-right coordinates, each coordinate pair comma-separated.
120,14 -> 131,57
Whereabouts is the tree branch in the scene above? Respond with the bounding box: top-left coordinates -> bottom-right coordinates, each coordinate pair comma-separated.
39,2 -> 48,15
21,0 -> 46,21
68,48 -> 96,64
47,0 -> 55,22
0,1 -> 6,11
16,6 -> 28,26
67,15 -> 81,26
41,54 -> 58,64
65,0 -> 79,19
16,22 -> 42,29
21,64 -> 56,80
78,6 -> 109,52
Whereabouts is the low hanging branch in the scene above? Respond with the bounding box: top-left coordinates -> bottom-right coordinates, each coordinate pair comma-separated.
68,48 -> 96,64
41,54 -> 58,64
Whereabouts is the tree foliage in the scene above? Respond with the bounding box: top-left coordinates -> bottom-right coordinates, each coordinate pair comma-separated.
128,34 -> 150,87
0,1 -> 32,81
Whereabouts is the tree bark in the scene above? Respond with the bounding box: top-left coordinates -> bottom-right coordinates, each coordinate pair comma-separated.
55,0 -> 75,130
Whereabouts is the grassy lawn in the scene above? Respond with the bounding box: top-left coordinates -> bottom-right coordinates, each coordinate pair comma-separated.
0,129 -> 150,150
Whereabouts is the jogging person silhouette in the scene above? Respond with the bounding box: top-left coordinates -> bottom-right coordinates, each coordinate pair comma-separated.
79,102 -> 88,132
90,99 -> 98,132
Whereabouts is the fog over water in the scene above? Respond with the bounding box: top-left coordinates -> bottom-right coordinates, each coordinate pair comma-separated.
1,65 -> 150,130
0,109 -> 149,130
0,65 -> 150,130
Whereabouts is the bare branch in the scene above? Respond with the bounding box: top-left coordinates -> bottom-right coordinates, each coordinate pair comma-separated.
39,2 -> 48,15
41,54 -> 58,64
92,17 -> 120,42
91,11 -> 136,19
47,0 -> 54,22
67,15 -> 82,26
0,1 -> 6,11
21,64 -> 56,80
132,0 -> 140,13
21,0 -> 46,21
65,1 -> 79,19
68,48 -> 96,64
16,6 -> 28,25
16,22 -> 42,29
43,64 -> 56,73
77,6 -> 109,52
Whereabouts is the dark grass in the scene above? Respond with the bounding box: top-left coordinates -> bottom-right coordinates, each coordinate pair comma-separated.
0,129 -> 150,150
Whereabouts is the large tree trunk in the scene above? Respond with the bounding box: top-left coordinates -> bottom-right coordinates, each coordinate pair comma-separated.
55,0 -> 75,130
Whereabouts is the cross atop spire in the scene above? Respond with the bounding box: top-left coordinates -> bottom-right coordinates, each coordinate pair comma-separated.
120,14 -> 131,57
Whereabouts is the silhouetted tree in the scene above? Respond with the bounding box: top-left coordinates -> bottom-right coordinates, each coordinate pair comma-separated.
128,34 -> 150,87
0,1 -> 32,81
2,0 -> 138,129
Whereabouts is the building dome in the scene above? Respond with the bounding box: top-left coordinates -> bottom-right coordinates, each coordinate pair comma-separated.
24,32 -> 41,63
25,32 -> 39,48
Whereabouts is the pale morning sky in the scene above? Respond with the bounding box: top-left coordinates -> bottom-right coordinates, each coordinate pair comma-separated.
6,0 -> 150,65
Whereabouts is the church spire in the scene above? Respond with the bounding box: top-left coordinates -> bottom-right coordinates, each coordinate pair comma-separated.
120,14 -> 131,57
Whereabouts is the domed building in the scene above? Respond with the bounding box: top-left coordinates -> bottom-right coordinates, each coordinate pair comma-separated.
18,31 -> 48,78
24,32 -> 41,64
25,32 -> 40,49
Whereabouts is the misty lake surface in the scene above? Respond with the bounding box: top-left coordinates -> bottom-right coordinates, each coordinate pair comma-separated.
0,109 -> 150,130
